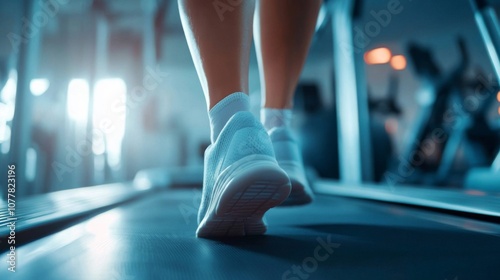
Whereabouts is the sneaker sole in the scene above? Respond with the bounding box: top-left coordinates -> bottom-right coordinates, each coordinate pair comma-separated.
197,155 -> 291,238
277,161 -> 314,206
280,178 -> 313,206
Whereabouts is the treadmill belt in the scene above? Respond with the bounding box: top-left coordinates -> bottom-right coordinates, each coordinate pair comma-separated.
2,189 -> 500,280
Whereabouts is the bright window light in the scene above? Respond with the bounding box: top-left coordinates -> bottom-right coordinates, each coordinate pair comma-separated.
93,78 -> 127,167
26,147 -> 37,182
0,102 -> 15,122
1,144 -> 9,154
0,121 -> 10,143
1,70 -> 17,104
364,47 -> 392,65
30,78 -> 50,96
67,79 -> 90,122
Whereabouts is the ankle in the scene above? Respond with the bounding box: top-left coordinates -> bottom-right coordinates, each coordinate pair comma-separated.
209,92 -> 249,142
260,108 -> 292,132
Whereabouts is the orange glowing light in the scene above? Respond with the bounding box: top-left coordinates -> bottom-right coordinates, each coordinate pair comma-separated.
465,190 -> 486,196
390,55 -> 407,70
496,91 -> 500,102
364,48 -> 392,65
384,118 -> 398,134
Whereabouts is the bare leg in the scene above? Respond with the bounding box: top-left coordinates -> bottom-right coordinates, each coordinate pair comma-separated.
254,0 -> 322,109
179,0 -> 292,238
254,0 -> 321,206
178,0 -> 255,109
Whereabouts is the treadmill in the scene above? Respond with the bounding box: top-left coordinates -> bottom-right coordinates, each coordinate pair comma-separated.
1,0 -> 500,279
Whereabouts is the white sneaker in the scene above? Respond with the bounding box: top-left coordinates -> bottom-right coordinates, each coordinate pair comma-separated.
197,111 -> 291,238
269,127 -> 314,206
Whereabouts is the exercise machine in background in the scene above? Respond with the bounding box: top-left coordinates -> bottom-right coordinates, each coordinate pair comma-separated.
390,37 -> 500,188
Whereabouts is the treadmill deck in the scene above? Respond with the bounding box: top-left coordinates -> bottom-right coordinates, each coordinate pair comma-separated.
2,188 -> 499,280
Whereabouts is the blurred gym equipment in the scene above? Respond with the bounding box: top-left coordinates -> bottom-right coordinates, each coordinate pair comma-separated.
390,38 -> 500,186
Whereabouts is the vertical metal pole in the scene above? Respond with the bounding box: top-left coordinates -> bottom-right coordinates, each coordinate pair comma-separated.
331,0 -> 365,184
121,0 -> 157,180
142,0 -> 157,71
470,0 -> 500,81
470,0 -> 500,172
83,11 -> 108,186
493,151 -> 500,172
354,49 -> 374,182
9,0 -> 41,197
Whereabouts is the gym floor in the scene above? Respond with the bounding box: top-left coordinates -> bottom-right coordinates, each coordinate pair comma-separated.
2,188 -> 499,280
